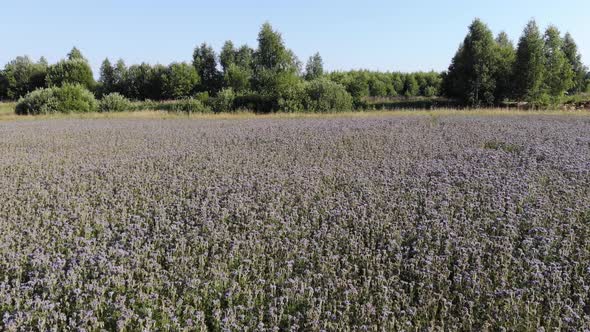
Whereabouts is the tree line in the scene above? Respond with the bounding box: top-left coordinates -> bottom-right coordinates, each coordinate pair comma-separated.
443,19 -> 588,107
1,20 -> 588,113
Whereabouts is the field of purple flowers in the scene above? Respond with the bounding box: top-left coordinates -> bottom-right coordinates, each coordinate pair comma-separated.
1,115 -> 589,330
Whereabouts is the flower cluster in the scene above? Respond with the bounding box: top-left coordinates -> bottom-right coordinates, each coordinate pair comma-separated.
0,115 -> 589,330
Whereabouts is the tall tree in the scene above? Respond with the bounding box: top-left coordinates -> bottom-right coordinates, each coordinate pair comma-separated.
47,48 -> 94,90
404,74 -> 419,97
562,32 -> 587,94
113,59 -> 128,95
99,58 -> 116,95
192,43 -> 222,95
235,45 -> 254,68
513,20 -> 546,105
126,63 -> 156,100
252,22 -> 299,97
220,43 -> 253,93
494,32 -> 516,101
67,47 -> 86,61
220,40 -> 236,73
305,52 -> 324,80
442,19 -> 497,106
543,26 -> 573,102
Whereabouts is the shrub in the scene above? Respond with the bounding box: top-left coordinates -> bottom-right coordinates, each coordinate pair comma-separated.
209,88 -> 236,113
15,84 -> 97,115
194,91 -> 209,103
52,84 -> 98,113
15,88 -> 59,115
99,93 -> 132,113
278,83 -> 306,113
302,79 -> 353,112
170,98 -> 211,113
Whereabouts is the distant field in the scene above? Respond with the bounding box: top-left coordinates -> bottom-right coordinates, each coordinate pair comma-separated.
1,115 -> 589,330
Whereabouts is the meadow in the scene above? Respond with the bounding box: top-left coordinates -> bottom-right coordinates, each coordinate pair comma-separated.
0,112 -> 589,330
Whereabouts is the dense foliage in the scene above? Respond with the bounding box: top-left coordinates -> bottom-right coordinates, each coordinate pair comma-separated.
46,49 -> 95,90
1,21 -> 588,110
1,116 -> 589,330
302,78 -> 353,112
15,84 -> 98,115
0,56 -> 47,100
98,93 -> 132,113
444,19 -> 588,106
443,19 -> 499,106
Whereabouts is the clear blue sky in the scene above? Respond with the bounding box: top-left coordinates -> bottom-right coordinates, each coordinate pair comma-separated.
2,0 -> 588,75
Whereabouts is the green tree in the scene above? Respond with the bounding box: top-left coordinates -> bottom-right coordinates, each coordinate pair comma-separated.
98,58 -> 116,95
562,32 -> 587,94
113,59 -> 128,95
47,59 -> 95,90
0,73 -> 7,100
235,45 -> 254,68
225,63 -> 251,92
220,40 -> 236,72
369,77 -> 387,97
342,72 -> 370,107
543,26 -> 573,103
252,22 -> 300,97
304,52 -> 324,80
403,74 -> 419,97
67,47 -> 86,61
162,62 -> 199,99
513,20 -> 546,105
0,56 -> 48,99
220,42 -> 253,93
47,48 -> 94,90
390,73 -> 404,96
146,64 -> 167,100
193,43 -> 222,94
442,19 -> 497,106
126,63 -> 154,100
494,32 -> 516,102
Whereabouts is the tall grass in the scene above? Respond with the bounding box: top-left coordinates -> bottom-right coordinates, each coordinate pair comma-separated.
1,101 -> 589,122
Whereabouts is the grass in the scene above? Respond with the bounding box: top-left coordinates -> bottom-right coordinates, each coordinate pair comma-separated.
0,102 -> 16,117
1,102 -> 589,122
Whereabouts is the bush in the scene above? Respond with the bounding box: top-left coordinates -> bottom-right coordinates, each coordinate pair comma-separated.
16,84 -> 97,115
99,93 -> 132,112
302,79 -> 353,112
278,83 -> 306,113
194,91 -> 210,104
15,88 -> 58,115
52,84 -> 98,113
209,88 -> 236,113
169,98 -> 211,113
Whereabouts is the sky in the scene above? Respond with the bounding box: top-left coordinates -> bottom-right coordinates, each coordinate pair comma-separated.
1,0 -> 589,75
